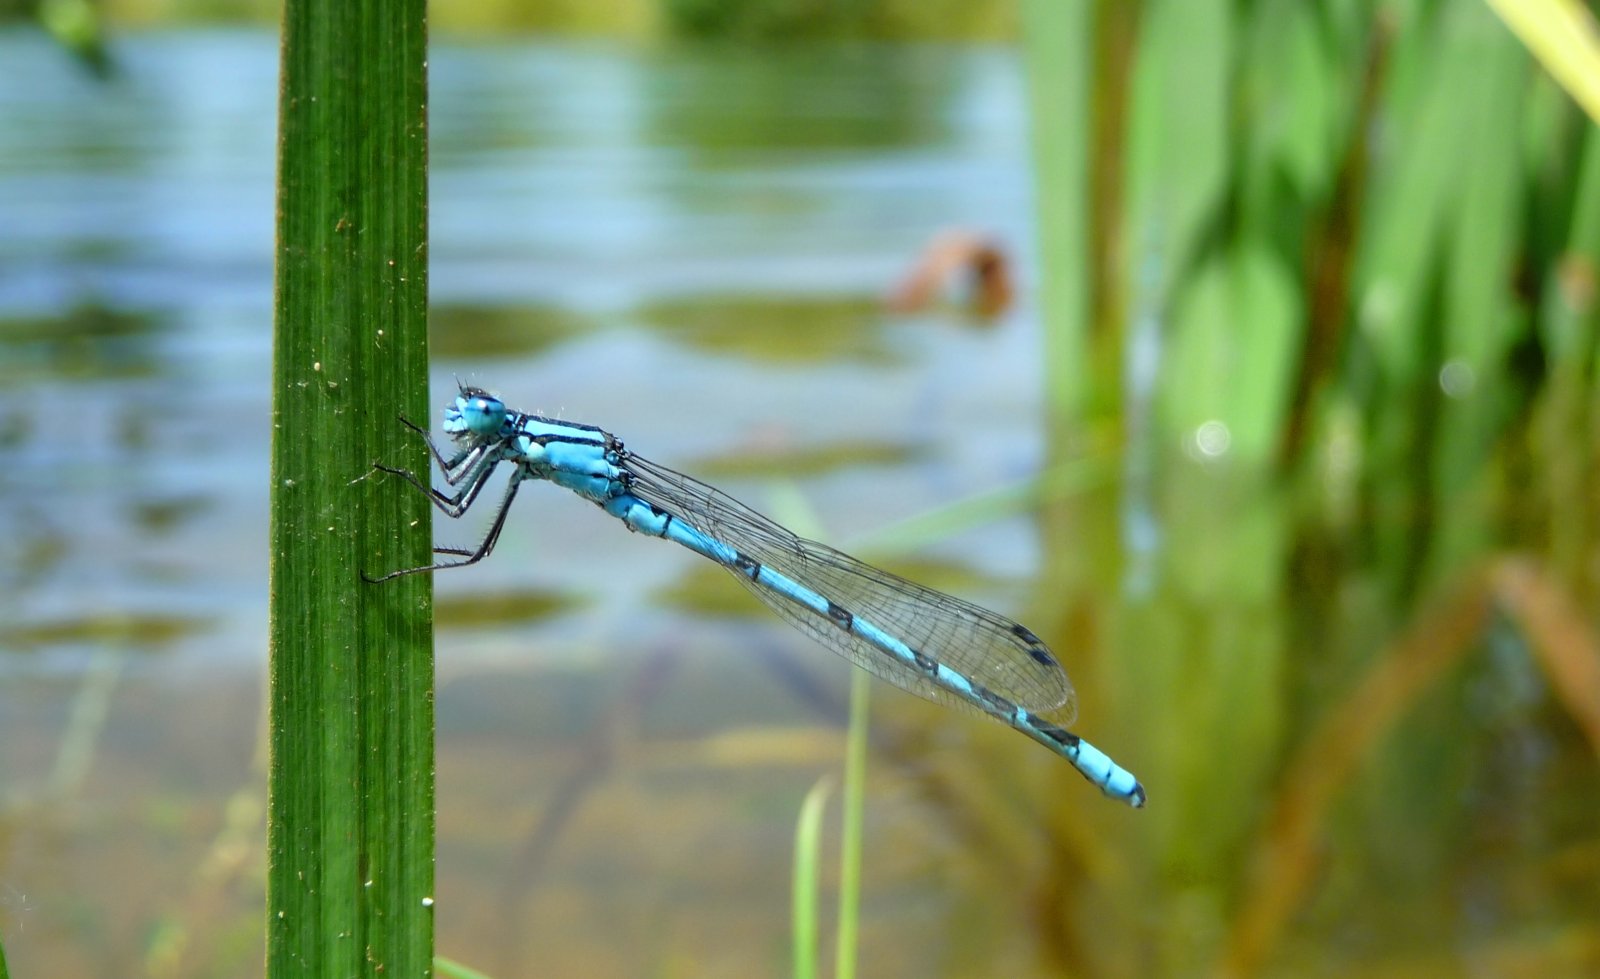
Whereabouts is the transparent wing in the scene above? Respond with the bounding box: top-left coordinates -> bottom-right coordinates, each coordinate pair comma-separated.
624,454 -> 1077,720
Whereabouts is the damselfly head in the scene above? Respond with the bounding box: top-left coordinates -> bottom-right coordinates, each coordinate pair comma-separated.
443,388 -> 509,441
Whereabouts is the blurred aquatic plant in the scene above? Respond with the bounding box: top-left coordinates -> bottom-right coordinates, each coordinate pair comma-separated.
4,0 -> 114,76
1226,556 -> 1600,975
788,673 -> 869,979
1487,0 -> 1600,123
660,0 -> 1012,41
791,775 -> 832,979
1028,0 -> 1599,474
1017,0 -> 1600,975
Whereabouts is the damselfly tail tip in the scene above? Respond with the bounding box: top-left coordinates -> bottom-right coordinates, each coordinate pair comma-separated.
1102,770 -> 1146,808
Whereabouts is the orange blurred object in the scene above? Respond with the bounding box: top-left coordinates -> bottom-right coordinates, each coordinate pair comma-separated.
887,229 -> 1015,319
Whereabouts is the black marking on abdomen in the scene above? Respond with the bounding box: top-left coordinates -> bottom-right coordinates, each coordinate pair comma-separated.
1011,623 -> 1058,667
1031,718 -> 1080,749
975,687 -> 1016,716
826,601 -> 853,630
733,553 -> 762,580
911,650 -> 938,675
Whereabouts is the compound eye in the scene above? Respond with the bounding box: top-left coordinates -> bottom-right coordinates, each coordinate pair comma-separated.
461,392 -> 507,437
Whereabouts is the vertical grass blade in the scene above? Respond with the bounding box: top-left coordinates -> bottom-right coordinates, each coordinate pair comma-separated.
1020,0 -> 1098,423
790,776 -> 832,979
268,1 -> 433,976
1485,0 -> 1600,124
832,669 -> 869,979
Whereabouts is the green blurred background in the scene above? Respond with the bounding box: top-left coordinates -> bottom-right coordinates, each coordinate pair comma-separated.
2,0 -> 1597,977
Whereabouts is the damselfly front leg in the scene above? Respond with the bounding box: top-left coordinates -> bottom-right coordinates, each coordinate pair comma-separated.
368,416 -> 484,492
373,448 -> 500,518
363,470 -> 527,582
400,415 -> 483,483
368,409 -> 508,517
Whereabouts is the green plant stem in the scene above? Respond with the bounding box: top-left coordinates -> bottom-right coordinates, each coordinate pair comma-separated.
833,669 -> 869,979
1020,0 -> 1099,424
267,1 -> 433,976
791,776 -> 833,979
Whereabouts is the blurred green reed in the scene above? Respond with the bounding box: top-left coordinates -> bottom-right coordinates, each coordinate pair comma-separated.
789,673 -> 871,979
268,0 -> 434,976
791,775 -> 831,979
833,669 -> 870,979
435,954 -> 497,979
1016,1 -> 1599,975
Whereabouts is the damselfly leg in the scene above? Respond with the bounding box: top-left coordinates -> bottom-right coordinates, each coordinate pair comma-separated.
362,418 -> 524,581
401,415 -> 483,483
